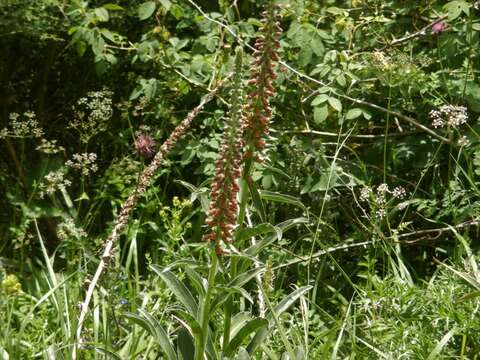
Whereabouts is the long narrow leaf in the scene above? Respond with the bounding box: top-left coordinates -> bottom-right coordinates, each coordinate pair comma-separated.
151,265 -> 198,316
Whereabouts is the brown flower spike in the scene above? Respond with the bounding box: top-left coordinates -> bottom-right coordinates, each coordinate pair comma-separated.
243,4 -> 282,159
203,48 -> 245,249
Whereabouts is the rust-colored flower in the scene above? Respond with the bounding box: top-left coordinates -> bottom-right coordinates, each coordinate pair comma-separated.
203,48 -> 245,249
243,5 -> 282,159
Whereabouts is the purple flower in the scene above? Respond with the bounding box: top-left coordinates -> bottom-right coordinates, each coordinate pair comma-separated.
431,21 -> 447,34
134,133 -> 156,158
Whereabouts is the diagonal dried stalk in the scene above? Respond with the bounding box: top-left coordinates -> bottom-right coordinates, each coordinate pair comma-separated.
73,79 -> 228,359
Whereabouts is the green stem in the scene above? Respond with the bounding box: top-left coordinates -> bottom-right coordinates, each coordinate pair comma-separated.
196,247 -> 218,360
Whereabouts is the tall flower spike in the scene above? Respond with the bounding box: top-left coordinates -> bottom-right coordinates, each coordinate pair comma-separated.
243,2 -> 282,160
73,80 -> 229,360
203,48 -> 245,251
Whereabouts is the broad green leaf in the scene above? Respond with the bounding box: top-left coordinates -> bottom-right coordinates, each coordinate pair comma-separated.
151,265 -> 198,316
236,223 -> 278,243
314,105 -> 329,124
311,36 -> 324,56
94,8 -> 109,21
237,348 -> 251,360
311,94 -> 329,106
225,318 -> 268,356
328,97 -> 342,112
346,108 -> 362,120
177,327 -> 195,360
229,267 -> 264,288
444,1 -> 470,20
124,310 -> 177,360
138,1 -> 156,20
159,0 -> 172,10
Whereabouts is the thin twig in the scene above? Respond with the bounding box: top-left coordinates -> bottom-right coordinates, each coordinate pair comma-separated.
274,218 -> 480,269
382,15 -> 448,49
283,129 -> 419,139
73,80 -> 227,359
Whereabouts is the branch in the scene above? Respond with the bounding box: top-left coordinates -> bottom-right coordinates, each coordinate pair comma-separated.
382,15 -> 448,49
274,218 -> 480,269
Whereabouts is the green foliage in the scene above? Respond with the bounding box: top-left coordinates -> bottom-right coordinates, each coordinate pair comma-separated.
1,0 -> 480,358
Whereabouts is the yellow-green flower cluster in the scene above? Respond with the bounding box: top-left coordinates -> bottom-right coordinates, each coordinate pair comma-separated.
1,274 -> 22,295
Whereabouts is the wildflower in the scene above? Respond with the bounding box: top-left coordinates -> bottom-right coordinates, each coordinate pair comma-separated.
376,208 -> 386,219
359,187 -> 372,202
458,135 -> 469,147
39,169 -> 71,198
203,48 -> 245,248
377,183 -> 389,193
430,105 -> 468,128
57,217 -> 87,240
66,153 -> 98,176
391,186 -> 406,199
119,298 -> 128,306
134,132 -> 156,158
0,111 -> 44,139
70,89 -> 113,143
431,21 -> 447,34
242,5 -> 282,160
36,138 -> 65,154
1,274 -> 22,295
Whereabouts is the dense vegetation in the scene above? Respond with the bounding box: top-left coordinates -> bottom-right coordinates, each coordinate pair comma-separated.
1,0 -> 480,358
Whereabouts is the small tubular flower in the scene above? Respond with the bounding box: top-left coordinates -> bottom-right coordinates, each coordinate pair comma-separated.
203,48 -> 245,249
242,3 -> 282,159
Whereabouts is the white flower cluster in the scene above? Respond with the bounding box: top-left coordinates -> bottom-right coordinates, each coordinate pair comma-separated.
0,111 -> 44,139
359,183 -> 407,219
66,153 -> 98,176
429,105 -> 468,128
70,89 -> 113,143
39,169 -> 71,198
36,138 -> 65,154
57,217 -> 87,241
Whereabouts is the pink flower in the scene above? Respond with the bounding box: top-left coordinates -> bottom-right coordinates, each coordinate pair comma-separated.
134,133 -> 156,158
431,21 -> 447,34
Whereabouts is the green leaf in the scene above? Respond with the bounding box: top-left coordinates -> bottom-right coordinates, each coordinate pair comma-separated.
298,47 -> 312,66
177,327 -> 194,360
103,4 -> 124,10
345,108 -> 362,120
75,41 -> 87,56
94,8 -> 109,21
124,310 -> 177,360
237,348 -> 251,360
426,327 -> 458,360
159,0 -> 172,10
313,105 -> 329,124
246,286 -> 312,354
225,318 -> 268,356
246,217 -> 309,256
311,36 -> 324,56
138,1 -> 156,20
259,190 -> 306,210
150,265 -> 198,317
236,223 -> 278,243
328,97 -> 342,112
311,94 -> 329,106
444,1 -> 470,20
